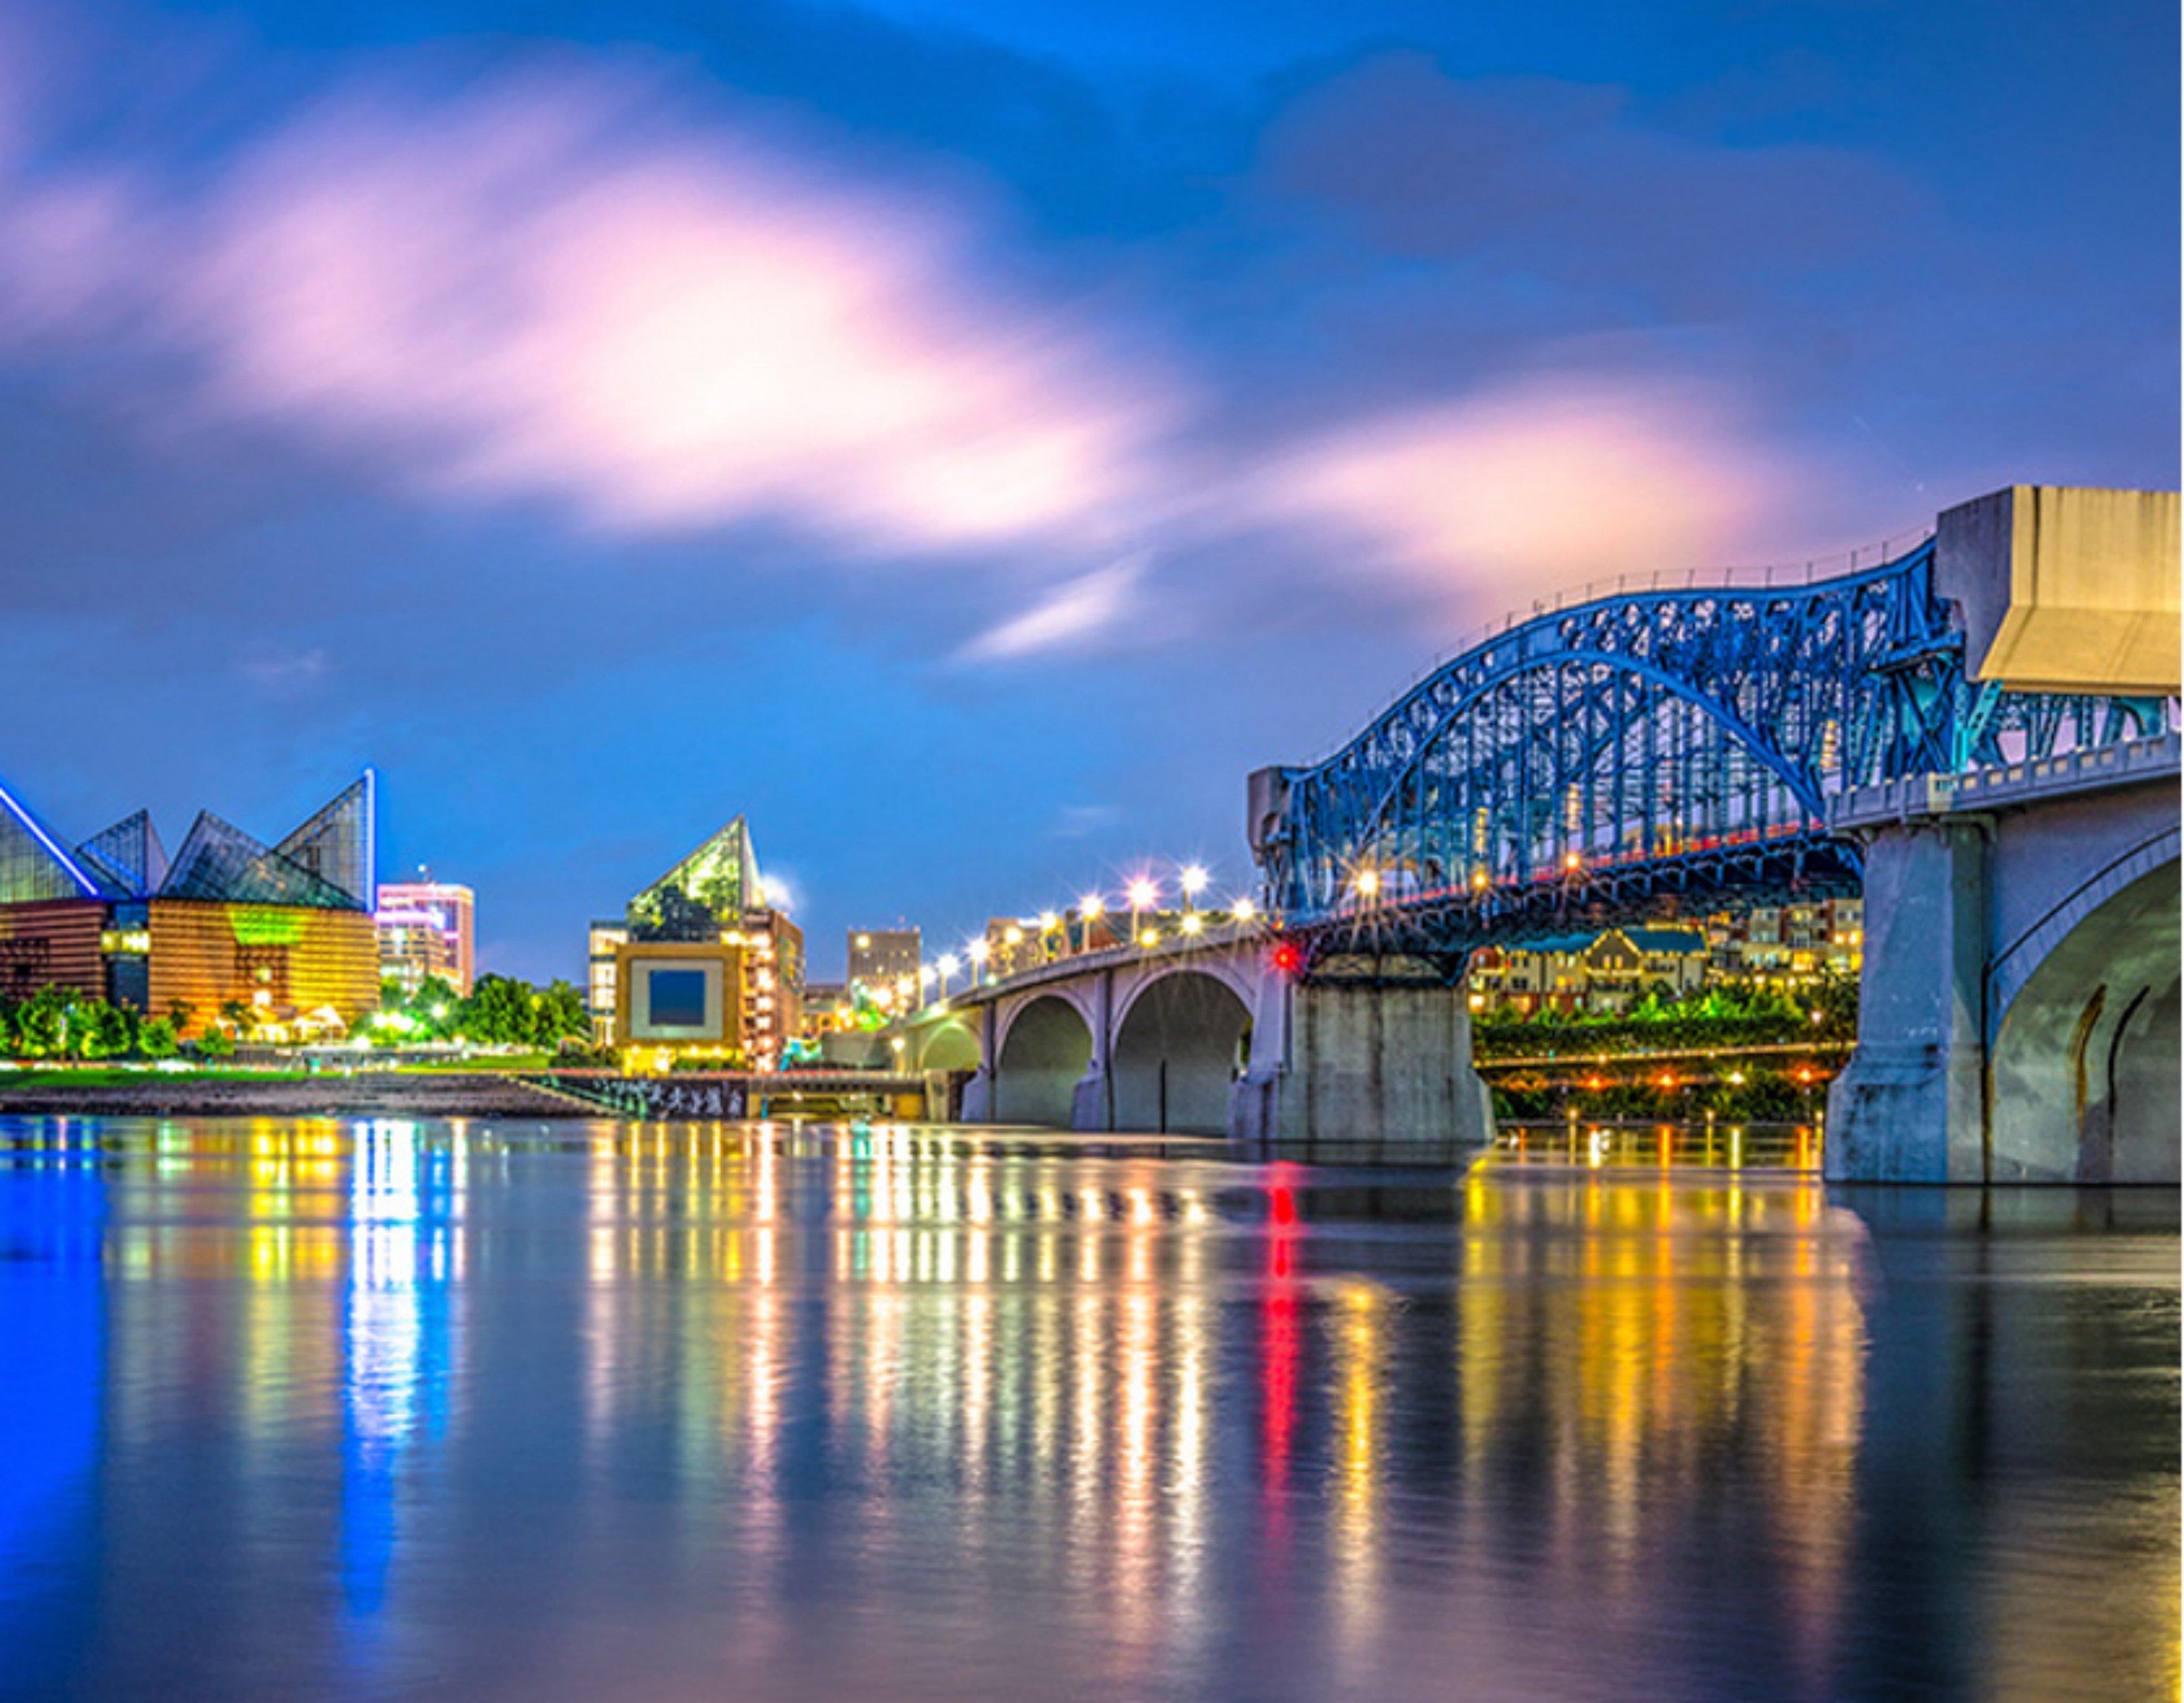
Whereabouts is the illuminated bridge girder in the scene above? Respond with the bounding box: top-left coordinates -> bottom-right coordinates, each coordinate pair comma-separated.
1262,541 -> 2170,960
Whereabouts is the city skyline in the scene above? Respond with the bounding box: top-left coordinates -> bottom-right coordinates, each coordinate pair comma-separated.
0,0 -> 2172,983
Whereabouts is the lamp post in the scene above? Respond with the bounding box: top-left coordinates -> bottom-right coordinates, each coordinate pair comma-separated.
1127,876 -> 1157,946
1180,863 -> 1208,914
1079,893 -> 1104,954
1231,896 -> 1257,925
938,953 -> 961,997
968,938 -> 991,985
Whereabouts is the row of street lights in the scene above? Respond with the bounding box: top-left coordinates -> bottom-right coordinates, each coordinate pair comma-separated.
908,863 -> 1265,1006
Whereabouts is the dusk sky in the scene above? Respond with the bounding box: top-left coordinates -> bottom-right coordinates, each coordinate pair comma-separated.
1,0 -> 2174,981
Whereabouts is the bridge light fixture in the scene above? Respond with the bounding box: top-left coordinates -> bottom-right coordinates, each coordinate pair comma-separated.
1003,925 -> 1023,947
968,938 -> 991,967
1355,866 -> 1381,899
1231,896 -> 1257,922
1127,876 -> 1158,911
939,953 -> 961,979
1471,868 -> 1489,892
1563,851 -> 1581,872
1037,911 -> 1059,932
1180,863 -> 1209,899
1181,911 -> 1204,936
919,963 -> 938,986
1138,928 -> 1159,948
1080,893 -> 1105,919
1271,940 -> 1304,977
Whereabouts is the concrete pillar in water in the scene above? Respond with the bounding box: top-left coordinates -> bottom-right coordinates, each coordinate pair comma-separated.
1069,967 -> 1115,1132
1826,819 -> 1989,1182
1230,967 -> 1493,1163
960,1001 -> 999,1124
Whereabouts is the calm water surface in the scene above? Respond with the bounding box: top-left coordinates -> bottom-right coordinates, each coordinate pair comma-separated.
0,1117 -> 2174,1702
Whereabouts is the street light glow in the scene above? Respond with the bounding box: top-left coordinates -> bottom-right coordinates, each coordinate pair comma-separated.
1180,863 -> 1208,897
1231,896 -> 1257,922
1355,867 -> 1381,898
1002,925 -> 1023,946
1038,911 -> 1059,931
1127,877 -> 1158,910
1081,893 -> 1105,919
1138,928 -> 1159,947
968,938 -> 991,966
1181,911 -> 1204,935
939,954 -> 961,977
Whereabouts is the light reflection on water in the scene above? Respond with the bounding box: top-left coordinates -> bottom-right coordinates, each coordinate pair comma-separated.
0,1117 -> 2173,1703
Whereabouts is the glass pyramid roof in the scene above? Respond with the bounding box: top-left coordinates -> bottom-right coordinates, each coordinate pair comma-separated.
627,815 -> 762,941
76,810 -> 169,899
272,773 -> 374,909
158,811 -> 364,910
0,778 -> 100,904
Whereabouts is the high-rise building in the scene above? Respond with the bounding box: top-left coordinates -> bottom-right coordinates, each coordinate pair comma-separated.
590,816 -> 804,1069
0,770 -> 379,1037
374,879 -> 476,994
847,927 -> 920,998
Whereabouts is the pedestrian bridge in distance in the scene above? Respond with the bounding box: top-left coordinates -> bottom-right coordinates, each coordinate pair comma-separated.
905,485 -> 2179,1178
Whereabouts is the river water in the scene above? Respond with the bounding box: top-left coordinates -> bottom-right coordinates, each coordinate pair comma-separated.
0,1117 -> 2174,1702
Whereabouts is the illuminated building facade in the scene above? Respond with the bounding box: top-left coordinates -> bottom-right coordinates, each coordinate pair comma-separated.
374,879 -> 476,994
588,816 -> 804,1068
1715,899 -> 1864,981
1470,925 -> 1709,1015
0,771 -> 379,1035
847,928 -> 919,999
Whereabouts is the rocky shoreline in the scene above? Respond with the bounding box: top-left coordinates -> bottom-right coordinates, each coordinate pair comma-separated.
0,1072 -> 588,1120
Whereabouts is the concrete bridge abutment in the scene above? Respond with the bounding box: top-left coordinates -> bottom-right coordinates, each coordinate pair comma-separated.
1232,968 -> 1494,1164
1826,819 -> 1989,1182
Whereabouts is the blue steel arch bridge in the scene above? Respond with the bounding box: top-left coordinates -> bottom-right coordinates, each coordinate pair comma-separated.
1252,538 -> 2170,971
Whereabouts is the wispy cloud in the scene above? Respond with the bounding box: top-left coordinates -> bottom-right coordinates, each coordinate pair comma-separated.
1257,369 -> 1787,606
0,56 -> 1180,556
956,556 -> 1143,661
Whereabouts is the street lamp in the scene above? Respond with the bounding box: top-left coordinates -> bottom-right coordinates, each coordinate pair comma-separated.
967,938 -> 991,983
1355,866 -> 1381,902
1037,910 -> 1060,963
939,953 -> 961,994
1231,896 -> 1257,923
1127,876 -> 1158,942
1181,911 -> 1204,937
1180,864 -> 1209,910
1079,893 -> 1104,954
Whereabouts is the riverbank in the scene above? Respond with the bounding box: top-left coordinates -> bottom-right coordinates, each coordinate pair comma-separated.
0,1069 -> 579,1119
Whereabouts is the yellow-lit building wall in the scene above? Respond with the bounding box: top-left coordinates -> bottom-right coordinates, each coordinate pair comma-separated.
146,901 -> 378,1033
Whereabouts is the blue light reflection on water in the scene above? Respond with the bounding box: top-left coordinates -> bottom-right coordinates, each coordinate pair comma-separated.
0,1116 -> 2173,1703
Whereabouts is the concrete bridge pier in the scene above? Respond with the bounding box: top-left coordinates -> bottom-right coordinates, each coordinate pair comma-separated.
1826,819 -> 1989,1182
1231,963 -> 1494,1163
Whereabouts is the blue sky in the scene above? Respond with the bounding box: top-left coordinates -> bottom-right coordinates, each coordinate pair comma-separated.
0,0 -> 2173,980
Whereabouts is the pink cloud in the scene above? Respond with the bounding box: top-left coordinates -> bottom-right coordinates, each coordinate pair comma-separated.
1258,370 -> 1790,610
0,62 -> 1179,554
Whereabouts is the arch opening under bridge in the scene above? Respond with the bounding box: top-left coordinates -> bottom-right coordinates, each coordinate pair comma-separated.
992,995 -> 1092,1128
1110,971 -> 1253,1136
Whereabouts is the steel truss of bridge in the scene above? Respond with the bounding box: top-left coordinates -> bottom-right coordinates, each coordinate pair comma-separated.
1254,539 -> 2171,972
